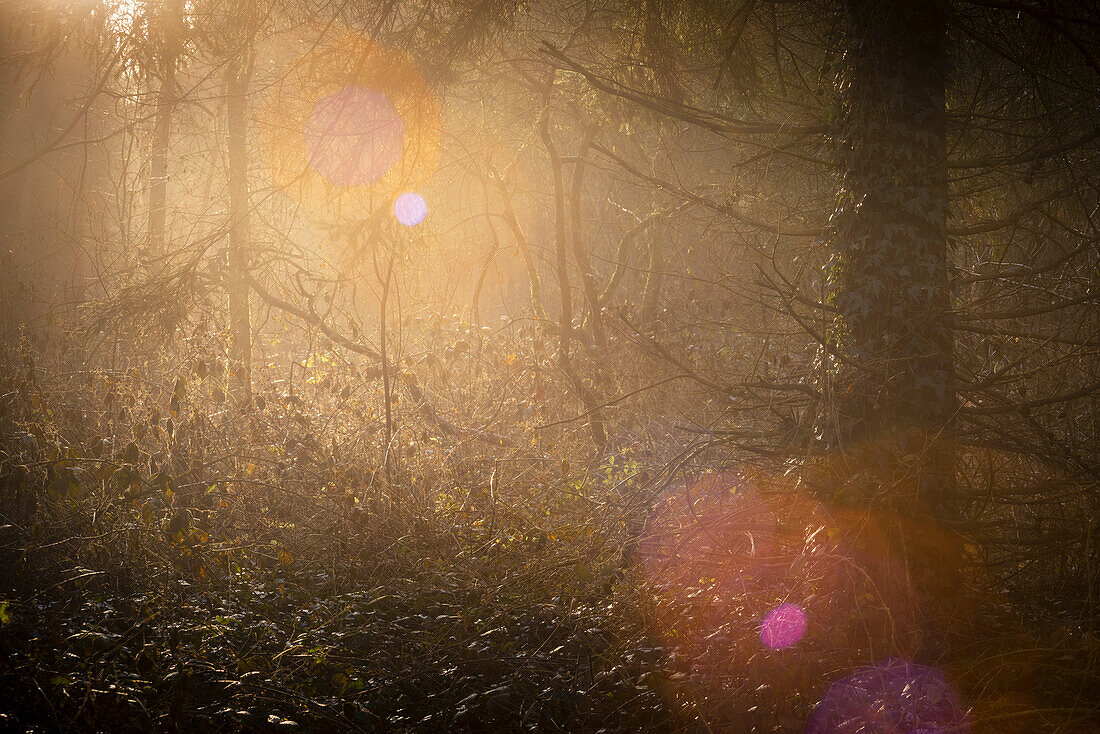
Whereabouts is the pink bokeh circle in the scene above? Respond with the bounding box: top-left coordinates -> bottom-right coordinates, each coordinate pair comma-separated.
760,603 -> 807,649
304,86 -> 404,186
393,191 -> 427,226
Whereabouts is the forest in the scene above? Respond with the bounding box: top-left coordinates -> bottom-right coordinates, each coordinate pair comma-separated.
0,0 -> 1097,731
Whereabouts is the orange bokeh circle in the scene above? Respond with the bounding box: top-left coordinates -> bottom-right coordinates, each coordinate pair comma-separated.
260,26 -> 441,222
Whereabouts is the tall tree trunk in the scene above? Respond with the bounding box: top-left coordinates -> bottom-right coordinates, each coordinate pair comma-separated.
376,247 -> 396,490
826,0 -> 960,652
147,0 -> 184,255
225,52 -> 252,405
830,0 -> 953,500
540,118 -> 572,367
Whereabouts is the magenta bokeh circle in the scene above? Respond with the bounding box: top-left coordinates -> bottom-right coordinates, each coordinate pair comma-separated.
760,603 -> 807,649
805,660 -> 969,734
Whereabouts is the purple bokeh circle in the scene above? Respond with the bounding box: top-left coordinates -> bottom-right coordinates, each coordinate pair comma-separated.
761,603 -> 807,649
304,86 -> 404,186
393,192 -> 427,226
805,659 -> 969,734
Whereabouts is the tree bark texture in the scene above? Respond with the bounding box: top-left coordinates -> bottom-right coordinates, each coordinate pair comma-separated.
824,0 -> 963,658
828,0 -> 955,512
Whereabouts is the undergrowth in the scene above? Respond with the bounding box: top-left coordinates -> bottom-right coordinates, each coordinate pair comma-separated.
0,334 -> 1097,733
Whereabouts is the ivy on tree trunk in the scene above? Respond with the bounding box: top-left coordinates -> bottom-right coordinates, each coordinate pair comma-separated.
827,0 -> 955,512
823,0 -> 962,657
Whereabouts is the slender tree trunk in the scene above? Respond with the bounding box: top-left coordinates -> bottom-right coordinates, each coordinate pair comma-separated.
147,0 -> 184,255
637,0 -> 676,329
147,65 -> 174,254
377,248 -> 396,489
599,213 -> 656,309
494,175 -> 547,322
570,126 -> 605,349
541,118 -> 607,451
225,52 -> 252,405
540,119 -> 572,367
640,226 -> 664,323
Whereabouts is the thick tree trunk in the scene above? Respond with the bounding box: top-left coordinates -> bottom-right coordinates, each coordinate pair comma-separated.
825,0 -> 961,655
225,53 -> 252,404
829,0 -> 954,507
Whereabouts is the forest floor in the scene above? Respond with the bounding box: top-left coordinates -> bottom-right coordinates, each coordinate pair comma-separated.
1,360 -> 1098,733
3,487 -> 1097,733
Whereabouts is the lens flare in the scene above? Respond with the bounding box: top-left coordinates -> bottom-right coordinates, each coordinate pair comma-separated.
760,603 -> 806,649
641,472 -> 777,592
304,86 -> 404,186
260,25 -> 441,223
805,660 -> 969,734
639,472 -> 784,679
632,457 -> 970,725
394,192 -> 427,226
